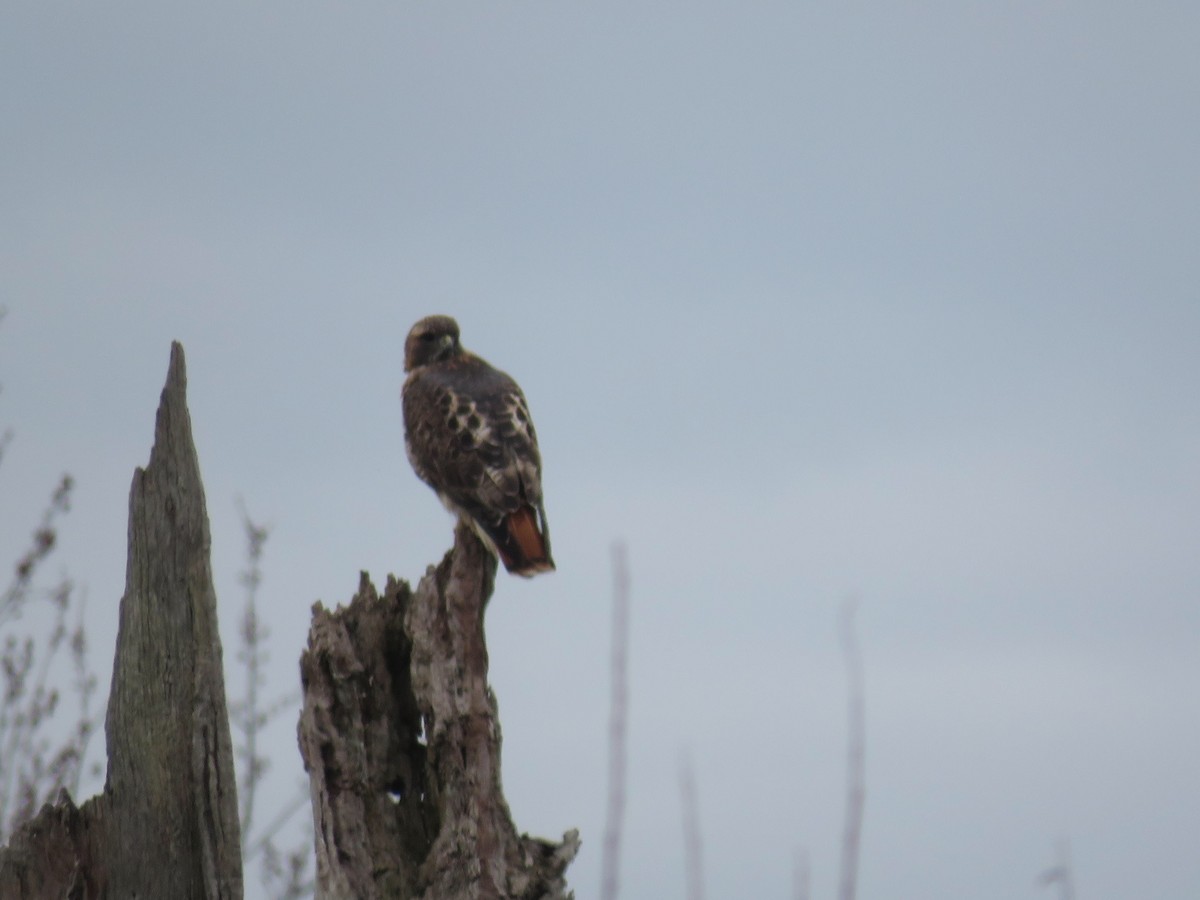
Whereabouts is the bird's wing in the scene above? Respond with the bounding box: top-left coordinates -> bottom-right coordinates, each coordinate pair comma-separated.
403,357 -> 544,527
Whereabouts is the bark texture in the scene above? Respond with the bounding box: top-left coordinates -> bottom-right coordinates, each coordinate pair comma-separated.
0,791 -> 92,899
0,342 -> 244,899
299,520 -> 578,900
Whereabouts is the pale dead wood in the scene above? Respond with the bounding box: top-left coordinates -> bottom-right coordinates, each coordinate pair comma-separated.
298,520 -> 577,900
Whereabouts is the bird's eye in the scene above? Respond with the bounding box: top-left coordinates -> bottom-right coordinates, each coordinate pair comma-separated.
419,332 -> 436,342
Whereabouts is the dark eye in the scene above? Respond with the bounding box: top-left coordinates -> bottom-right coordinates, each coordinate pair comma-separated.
419,332 -> 436,342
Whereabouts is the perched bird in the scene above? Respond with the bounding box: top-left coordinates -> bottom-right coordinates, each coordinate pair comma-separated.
402,315 -> 555,576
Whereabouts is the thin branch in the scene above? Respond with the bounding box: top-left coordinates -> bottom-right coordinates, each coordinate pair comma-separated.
260,836 -> 315,900
0,474 -> 92,841
837,599 -> 866,900
65,586 -> 98,797
0,475 -> 73,628
0,636 -> 35,830
233,499 -> 271,848
0,302 -> 9,468
229,500 -> 314,898
678,750 -> 705,900
599,542 -> 631,900
1038,838 -> 1076,900
793,847 -> 811,900
244,787 -> 311,860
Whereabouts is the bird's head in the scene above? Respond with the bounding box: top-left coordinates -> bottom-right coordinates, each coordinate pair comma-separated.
404,315 -> 462,371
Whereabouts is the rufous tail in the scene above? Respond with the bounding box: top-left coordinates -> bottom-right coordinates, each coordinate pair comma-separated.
486,505 -> 554,577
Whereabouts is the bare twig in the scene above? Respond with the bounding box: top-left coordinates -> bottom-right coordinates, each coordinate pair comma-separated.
0,474 -> 95,841
0,311 -> 97,842
599,542 -> 631,900
678,750 -> 705,900
233,500 -> 271,846
243,786 -> 310,860
1038,838 -> 1076,900
65,587 -> 98,797
261,835 -> 315,900
0,306 -> 9,466
0,475 -> 73,628
228,500 -> 313,898
837,599 -> 866,900
793,847 -> 811,900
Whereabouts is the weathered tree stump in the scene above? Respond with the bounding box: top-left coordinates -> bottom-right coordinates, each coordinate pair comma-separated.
0,342 -> 243,899
298,521 -> 578,900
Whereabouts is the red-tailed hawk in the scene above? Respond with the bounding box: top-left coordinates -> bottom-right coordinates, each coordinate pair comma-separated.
402,315 -> 555,576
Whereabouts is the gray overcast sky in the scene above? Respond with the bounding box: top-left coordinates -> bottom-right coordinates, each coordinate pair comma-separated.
3,3 -> 1198,898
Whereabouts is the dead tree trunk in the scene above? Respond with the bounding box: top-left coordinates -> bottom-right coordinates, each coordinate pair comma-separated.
0,342 -> 243,899
298,521 -> 578,900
